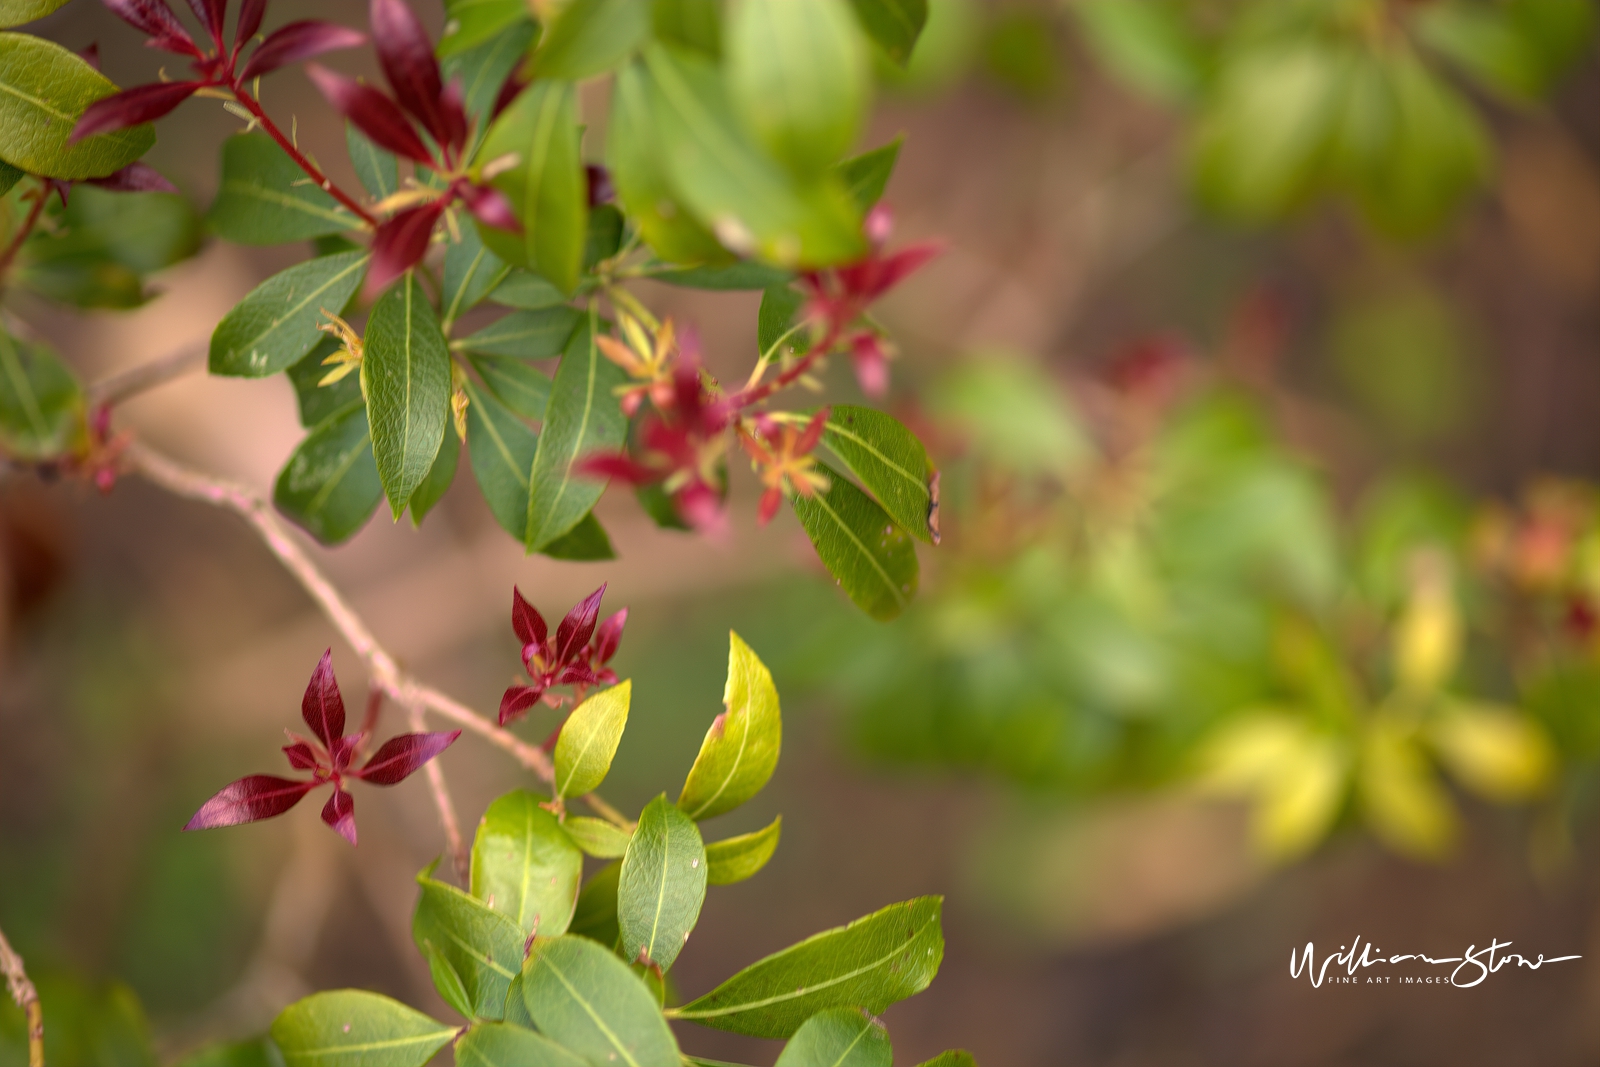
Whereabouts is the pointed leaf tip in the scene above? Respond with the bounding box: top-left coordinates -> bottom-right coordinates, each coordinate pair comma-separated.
321,785 -> 357,845
301,649 -> 346,748
356,730 -> 460,784
555,583 -> 606,664
512,585 -> 548,648
184,775 -> 316,830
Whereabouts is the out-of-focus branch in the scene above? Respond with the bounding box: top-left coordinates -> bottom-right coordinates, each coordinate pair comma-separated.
0,925 -> 43,1067
411,706 -> 468,882
86,342 -> 208,407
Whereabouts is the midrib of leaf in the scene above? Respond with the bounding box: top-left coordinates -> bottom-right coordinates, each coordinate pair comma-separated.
526,306 -> 598,547
0,334 -> 47,438
223,178 -> 353,226
557,716 -> 605,799
645,809 -> 672,963
306,410 -> 369,514
682,709 -> 751,820
290,1031 -> 454,1058
523,86 -> 563,251
443,922 -> 516,981
464,29 -> 522,101
517,804 -> 536,930
825,422 -> 925,497
235,255 -> 369,357
399,276 -> 418,485
668,916 -> 936,1019
829,1019 -> 874,1067
444,246 -> 492,329
809,490 -> 906,611
0,72 -> 69,120
353,136 -> 395,198
464,379 -> 530,485
650,52 -> 770,197
539,951 -> 641,1067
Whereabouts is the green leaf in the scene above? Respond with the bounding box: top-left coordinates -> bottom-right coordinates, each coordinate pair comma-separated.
363,273 -> 452,517
273,402 -> 384,544
500,974 -> 536,1031
418,937 -> 474,1019
15,252 -> 143,308
653,0 -> 721,56
607,60 -> 728,265
0,0 -> 70,28
704,816 -> 781,886
790,461 -> 919,621
0,328 -> 80,460
209,251 -> 369,377
408,423 -> 459,524
520,935 -> 680,1067
270,990 -> 454,1067
835,138 -> 901,213
455,307 -> 581,358
553,680 -> 631,801
453,1022 -> 584,1067
671,897 -> 944,1038
775,1008 -> 891,1067
288,337 -> 361,428
470,789 -> 584,937
1071,0 -> 1202,104
846,0 -> 927,65
583,203 -> 624,268
569,860 -> 621,947
539,509 -> 616,561
0,32 -> 154,179
439,0 -> 528,57
618,794 -> 707,971
463,375 -> 539,540
562,816 -> 633,858
467,353 -> 551,420
757,284 -> 808,359
488,269 -> 568,309
480,80 -> 587,293
53,182 -> 200,273
346,124 -> 397,201
729,0 -> 870,177
0,157 -> 21,194
643,43 -> 865,266
914,1051 -> 976,1067
413,873 -> 526,1019
1360,717 -> 1457,860
444,19 -> 539,140
822,405 -> 937,544
443,225 -> 511,332
652,260 -> 793,290
533,0 -> 651,80
209,132 -> 359,244
525,314 -> 628,550
171,1034 -> 286,1067
678,631 -> 782,821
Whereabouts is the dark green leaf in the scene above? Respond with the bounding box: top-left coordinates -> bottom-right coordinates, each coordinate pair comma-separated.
444,19 -> 538,138
471,789 -> 584,937
453,1022 -> 585,1067
209,132 -> 359,244
456,306 -> 581,358
270,991 -> 453,1067
618,794 -> 707,971
1072,0 -> 1203,104
653,0 -> 721,56
171,1034 -> 285,1067
835,138 -> 901,213
569,865 -> 621,951
982,8 -> 1060,100
678,631 -> 782,820
757,284 -> 808,359
363,273 -> 452,516
463,375 -> 538,540
480,79 -> 587,293
774,1008 -> 891,1067
0,0 -> 71,28
790,461 -> 919,620
15,250 -> 143,308
0,32 -> 153,178
418,937 -> 474,1019
273,402 -> 383,544
55,182 -> 200,273
501,974 -> 535,1031
346,124 -> 398,202
539,509 -> 616,560
288,337 -> 361,428
468,352 -> 551,419
209,251 -> 369,377
653,260 -> 795,291
413,873 -> 525,1019
533,0 -> 651,80
583,203 -> 624,268
562,815 -> 633,858
0,327 -> 80,460
636,481 -> 690,530
729,0 -> 870,177
913,1052 -> 977,1067
0,158 -> 21,194
643,43 -> 865,266
408,423 -> 459,524
443,225 -> 511,332
525,315 -> 627,550
553,681 -> 631,800
671,897 -> 944,1038
439,0 -> 528,58
521,935 -> 680,1066
704,815 -> 781,885
607,60 -> 728,265
822,405 -> 937,544
487,268 -> 568,309
847,0 -> 926,65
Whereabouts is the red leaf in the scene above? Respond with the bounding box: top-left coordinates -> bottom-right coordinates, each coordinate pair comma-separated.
366,200 -> 446,298
757,485 -> 782,526
184,775 -> 315,830
439,76 -> 468,156
511,586 -> 548,649
354,730 -> 460,784
282,741 -> 319,771
86,161 -> 177,193
304,63 -> 431,163
575,452 -> 660,486
555,663 -> 598,687
181,0 -> 224,45
491,62 -> 528,120
301,649 -> 346,750
849,334 -> 888,398
71,81 -> 200,142
459,182 -> 519,233
329,733 -> 359,771
555,586 -> 605,666
101,0 -> 202,57
499,684 -> 545,726
321,785 -> 357,845
593,608 -> 627,664
235,0 -> 266,49
796,407 -> 829,455
241,20 -> 365,79
369,0 -> 448,145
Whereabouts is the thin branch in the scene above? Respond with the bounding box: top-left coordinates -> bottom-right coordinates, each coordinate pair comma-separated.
0,925 -> 43,1067
232,92 -> 378,228
0,180 -> 49,286
410,706 -> 468,883
85,341 -> 208,408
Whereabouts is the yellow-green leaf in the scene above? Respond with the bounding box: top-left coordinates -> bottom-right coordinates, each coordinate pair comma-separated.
553,680 -> 631,801
678,632 -> 782,821
705,815 -> 781,885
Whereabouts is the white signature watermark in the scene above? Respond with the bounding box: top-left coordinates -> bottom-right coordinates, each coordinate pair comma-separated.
1291,936 -> 1581,989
